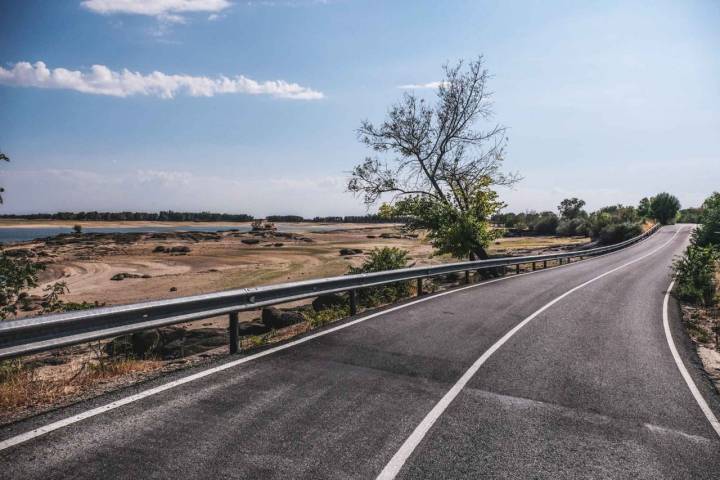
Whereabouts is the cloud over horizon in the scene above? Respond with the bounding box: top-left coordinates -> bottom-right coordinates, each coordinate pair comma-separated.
397,81 -> 447,90
81,0 -> 232,19
0,61 -> 324,100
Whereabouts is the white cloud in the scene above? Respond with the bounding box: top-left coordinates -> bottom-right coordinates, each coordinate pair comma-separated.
397,81 -> 448,90
0,61 -> 324,100
81,0 -> 231,17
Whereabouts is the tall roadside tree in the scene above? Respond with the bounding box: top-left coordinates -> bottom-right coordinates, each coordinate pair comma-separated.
348,57 -> 519,260
650,192 -> 681,225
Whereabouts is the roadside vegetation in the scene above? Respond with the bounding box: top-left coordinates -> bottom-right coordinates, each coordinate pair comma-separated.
672,192 -> 720,390
492,192 -> 681,245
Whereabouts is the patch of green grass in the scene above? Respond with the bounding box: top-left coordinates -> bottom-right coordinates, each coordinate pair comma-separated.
304,305 -> 350,328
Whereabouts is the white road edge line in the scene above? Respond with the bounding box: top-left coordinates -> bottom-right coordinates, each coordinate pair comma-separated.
376,227 -> 683,480
0,228 -> 664,452
662,279 -> 720,438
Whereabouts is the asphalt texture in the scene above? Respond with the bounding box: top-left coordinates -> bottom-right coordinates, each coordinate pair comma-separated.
1,225 -> 718,479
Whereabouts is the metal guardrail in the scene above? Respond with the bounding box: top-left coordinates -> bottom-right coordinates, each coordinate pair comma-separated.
0,224 -> 660,360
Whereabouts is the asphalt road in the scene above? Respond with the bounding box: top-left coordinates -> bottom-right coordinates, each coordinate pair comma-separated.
1,225 -> 719,479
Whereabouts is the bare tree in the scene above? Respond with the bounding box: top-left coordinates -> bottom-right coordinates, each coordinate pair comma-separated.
348,56 -> 520,259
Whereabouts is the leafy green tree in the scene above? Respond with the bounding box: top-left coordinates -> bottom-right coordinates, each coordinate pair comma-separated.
349,57 -> 519,260
557,198 -> 586,220
0,150 -> 71,320
638,197 -> 651,218
650,192 -> 681,225
693,192 -> 720,247
0,254 -> 44,319
532,212 -> 559,235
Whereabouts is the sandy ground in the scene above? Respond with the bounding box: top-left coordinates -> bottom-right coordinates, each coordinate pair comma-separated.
18,225 -> 436,306
2,222 -> 589,308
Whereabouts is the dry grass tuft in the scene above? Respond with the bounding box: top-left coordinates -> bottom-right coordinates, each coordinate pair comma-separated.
0,356 -> 160,414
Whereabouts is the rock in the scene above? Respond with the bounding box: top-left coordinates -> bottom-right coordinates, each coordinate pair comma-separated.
366,235 -> 377,239
339,248 -> 363,256
129,330 -> 161,357
261,307 -> 305,329
106,327 -> 224,359
237,321 -> 271,336
273,243 -> 284,247
170,245 -> 191,253
241,238 -> 260,245
169,286 -> 177,292
111,272 -> 148,281
312,293 -> 347,311
298,237 -> 314,243
152,245 -> 167,253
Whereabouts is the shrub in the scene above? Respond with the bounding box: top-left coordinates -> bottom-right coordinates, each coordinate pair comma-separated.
672,245 -> 717,305
556,218 -> 589,237
349,247 -> 411,306
533,214 -> 559,235
598,222 -> 642,245
304,305 -> 350,328
72,224 -> 82,234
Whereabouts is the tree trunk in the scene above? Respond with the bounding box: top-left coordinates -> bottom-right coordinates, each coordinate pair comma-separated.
471,247 -> 503,278
469,248 -> 489,261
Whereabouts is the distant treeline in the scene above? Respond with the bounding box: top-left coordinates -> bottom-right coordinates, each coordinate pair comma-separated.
0,211 -> 255,222
0,211 -> 407,223
491,194 -> 685,245
267,214 -> 407,223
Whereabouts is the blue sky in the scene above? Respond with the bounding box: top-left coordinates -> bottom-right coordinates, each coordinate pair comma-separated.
1,0 -> 718,216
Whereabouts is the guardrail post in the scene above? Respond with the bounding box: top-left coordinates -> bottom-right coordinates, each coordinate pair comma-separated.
516,264 -> 521,274
349,289 -> 357,315
559,258 -> 563,265
543,260 -> 547,269
465,270 -> 470,284
532,262 -> 537,271
416,278 -> 423,296
229,312 -> 239,354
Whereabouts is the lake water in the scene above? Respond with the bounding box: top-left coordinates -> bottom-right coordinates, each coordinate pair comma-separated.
0,223 -> 349,244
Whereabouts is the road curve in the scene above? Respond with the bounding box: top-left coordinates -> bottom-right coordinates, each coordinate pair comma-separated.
1,225 -> 719,479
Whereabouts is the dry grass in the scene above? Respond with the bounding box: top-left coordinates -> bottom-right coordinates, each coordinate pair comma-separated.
0,356 -> 160,416
488,235 -> 590,254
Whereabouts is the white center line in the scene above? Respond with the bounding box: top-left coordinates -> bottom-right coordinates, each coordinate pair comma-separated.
376,227 -> 683,480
